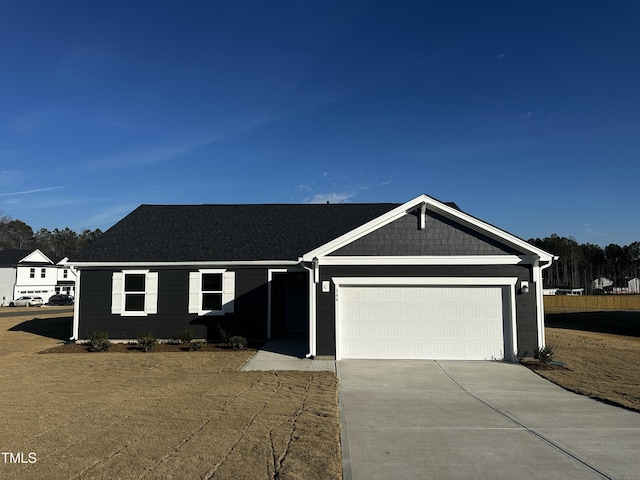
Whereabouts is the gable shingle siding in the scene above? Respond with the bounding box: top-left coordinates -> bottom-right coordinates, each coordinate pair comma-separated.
330,209 -> 522,256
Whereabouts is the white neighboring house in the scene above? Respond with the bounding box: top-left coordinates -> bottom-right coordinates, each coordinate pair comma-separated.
55,257 -> 77,297
592,277 -> 613,291
628,278 -> 640,294
0,249 -> 77,306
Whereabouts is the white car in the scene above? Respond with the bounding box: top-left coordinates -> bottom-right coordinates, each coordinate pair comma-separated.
9,296 -> 44,307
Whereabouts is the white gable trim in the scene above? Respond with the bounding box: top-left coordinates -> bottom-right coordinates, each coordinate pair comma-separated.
20,249 -> 54,265
317,255 -> 534,266
301,194 -> 555,263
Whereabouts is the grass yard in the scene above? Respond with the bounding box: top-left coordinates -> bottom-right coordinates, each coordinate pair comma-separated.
525,306 -> 640,412
3,302 -> 639,479
0,309 -> 342,480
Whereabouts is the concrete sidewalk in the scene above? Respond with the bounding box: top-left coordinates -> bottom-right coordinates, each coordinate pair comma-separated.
241,339 -> 335,372
338,360 -> 640,480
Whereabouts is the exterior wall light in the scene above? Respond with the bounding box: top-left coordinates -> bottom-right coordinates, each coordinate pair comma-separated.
520,281 -> 530,294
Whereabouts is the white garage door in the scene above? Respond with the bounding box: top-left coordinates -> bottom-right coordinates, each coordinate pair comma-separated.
338,285 -> 506,360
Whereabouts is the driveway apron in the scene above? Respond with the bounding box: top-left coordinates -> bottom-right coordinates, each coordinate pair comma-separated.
337,360 -> 640,480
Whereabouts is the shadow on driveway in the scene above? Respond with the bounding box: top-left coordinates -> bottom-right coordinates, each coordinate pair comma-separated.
9,316 -> 73,342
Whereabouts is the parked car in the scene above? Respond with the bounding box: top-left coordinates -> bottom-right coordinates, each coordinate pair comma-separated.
9,296 -> 44,307
48,294 -> 74,306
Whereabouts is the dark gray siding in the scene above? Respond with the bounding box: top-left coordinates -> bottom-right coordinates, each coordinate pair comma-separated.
315,264 -> 538,358
77,267 -> 268,341
331,210 -> 522,256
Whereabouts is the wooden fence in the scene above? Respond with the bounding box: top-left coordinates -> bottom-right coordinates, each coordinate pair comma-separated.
544,295 -> 640,311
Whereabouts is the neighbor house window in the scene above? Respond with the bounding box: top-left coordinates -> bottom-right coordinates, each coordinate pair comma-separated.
188,269 -> 235,316
41,268 -> 46,278
30,268 -> 35,278
111,271 -> 158,316
63,269 -> 68,279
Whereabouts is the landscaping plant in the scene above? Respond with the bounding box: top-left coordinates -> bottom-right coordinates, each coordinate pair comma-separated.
228,335 -> 248,350
137,333 -> 158,352
88,331 -> 111,352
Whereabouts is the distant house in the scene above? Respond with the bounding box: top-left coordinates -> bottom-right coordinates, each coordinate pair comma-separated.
0,249 -> 77,306
592,277 -> 613,292
69,194 -> 556,361
627,278 -> 640,294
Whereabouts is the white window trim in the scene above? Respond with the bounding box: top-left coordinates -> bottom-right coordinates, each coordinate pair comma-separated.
111,270 -> 158,316
188,269 -> 235,316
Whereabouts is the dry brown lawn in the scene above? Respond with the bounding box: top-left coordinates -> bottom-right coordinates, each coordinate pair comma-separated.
0,309 -> 341,480
525,305 -> 640,412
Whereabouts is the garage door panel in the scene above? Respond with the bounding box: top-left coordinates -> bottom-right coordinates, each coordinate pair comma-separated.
338,286 -> 505,360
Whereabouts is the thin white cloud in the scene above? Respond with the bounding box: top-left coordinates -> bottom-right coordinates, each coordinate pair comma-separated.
494,53 -> 506,61
519,112 -> 533,119
584,224 -> 610,238
82,203 -> 138,230
81,114 -> 278,171
306,191 -> 358,204
0,186 -> 66,197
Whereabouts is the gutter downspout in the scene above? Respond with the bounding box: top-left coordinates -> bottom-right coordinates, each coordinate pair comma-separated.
302,257 -> 319,358
71,269 -> 80,341
536,256 -> 558,349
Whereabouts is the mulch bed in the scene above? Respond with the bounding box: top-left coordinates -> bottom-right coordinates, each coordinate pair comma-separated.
39,342 -> 256,354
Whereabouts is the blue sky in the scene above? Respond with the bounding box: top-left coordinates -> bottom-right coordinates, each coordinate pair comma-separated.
1,1 -> 639,247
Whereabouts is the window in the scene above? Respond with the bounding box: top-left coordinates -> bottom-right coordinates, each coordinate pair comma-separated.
189,269 -> 235,315
124,273 -> 146,312
63,269 -> 68,279
41,268 -> 46,278
30,268 -> 35,278
202,273 -> 223,311
111,271 -> 158,316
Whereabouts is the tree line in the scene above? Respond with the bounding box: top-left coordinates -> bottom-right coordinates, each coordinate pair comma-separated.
528,235 -> 640,293
0,214 -> 103,261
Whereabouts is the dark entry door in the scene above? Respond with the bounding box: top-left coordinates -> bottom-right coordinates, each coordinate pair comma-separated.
271,272 -> 308,337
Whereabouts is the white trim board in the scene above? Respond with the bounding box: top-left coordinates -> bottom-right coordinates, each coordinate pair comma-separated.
318,255 -> 534,266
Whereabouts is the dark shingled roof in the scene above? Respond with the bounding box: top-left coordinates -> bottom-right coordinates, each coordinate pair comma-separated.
0,249 -> 37,267
70,203 -> 402,262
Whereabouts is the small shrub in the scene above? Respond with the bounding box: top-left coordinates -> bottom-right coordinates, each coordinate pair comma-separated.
228,335 -> 248,350
88,331 -> 111,352
534,345 -> 554,364
178,330 -> 194,344
137,333 -> 157,352
188,340 -> 206,351
218,325 -> 232,343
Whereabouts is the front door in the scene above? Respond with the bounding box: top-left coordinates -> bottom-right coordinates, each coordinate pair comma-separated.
270,271 -> 308,337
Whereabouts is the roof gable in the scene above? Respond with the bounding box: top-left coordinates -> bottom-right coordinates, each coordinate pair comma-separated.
21,249 -> 54,264
0,249 -> 52,267
302,194 -> 554,262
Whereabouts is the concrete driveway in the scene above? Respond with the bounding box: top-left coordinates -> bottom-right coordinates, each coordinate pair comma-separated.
338,360 -> 640,480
